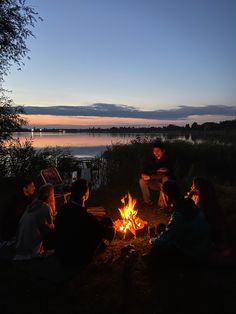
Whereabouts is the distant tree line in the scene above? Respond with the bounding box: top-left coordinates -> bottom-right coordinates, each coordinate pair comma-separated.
20,118 -> 236,133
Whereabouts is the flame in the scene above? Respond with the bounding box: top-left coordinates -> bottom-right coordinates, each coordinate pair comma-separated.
116,193 -> 142,234
118,193 -> 137,221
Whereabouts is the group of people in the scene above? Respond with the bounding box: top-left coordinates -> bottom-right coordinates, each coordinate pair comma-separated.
1,178 -> 113,266
139,141 -> 232,266
0,140 -> 232,269
1,178 -> 114,268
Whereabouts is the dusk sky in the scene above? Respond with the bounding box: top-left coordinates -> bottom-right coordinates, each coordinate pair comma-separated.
4,0 -> 236,128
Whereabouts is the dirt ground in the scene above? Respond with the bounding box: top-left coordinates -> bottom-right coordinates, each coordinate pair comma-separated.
0,206 -> 236,314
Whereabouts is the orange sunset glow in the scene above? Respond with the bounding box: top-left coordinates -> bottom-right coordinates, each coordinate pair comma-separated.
21,114 -> 230,128
22,114 -> 164,127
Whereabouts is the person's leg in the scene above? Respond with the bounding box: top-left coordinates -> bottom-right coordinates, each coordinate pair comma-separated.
148,179 -> 162,207
157,176 -> 169,209
157,190 -> 168,208
139,178 -> 151,204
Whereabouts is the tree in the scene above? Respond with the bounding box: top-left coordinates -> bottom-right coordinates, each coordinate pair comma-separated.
185,123 -> 190,130
0,0 -> 41,80
0,0 -> 41,142
191,122 -> 199,130
0,91 -> 27,143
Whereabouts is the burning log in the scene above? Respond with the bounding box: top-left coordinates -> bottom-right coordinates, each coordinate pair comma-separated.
115,222 -> 135,240
136,223 -> 148,237
114,193 -> 148,239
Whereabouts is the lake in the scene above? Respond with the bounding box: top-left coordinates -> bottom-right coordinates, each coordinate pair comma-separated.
13,132 -> 164,157
13,131 -> 227,158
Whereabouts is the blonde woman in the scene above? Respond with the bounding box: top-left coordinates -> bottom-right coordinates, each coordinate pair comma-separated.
14,184 -> 55,260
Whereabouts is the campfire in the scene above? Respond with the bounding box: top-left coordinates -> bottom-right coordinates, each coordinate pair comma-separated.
114,193 -> 148,240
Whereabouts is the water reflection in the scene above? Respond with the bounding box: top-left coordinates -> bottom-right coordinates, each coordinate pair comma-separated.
13,131 -> 232,157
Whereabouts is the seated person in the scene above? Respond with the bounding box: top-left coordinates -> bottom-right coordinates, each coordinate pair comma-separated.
14,184 -> 55,260
187,176 -> 232,262
149,180 -> 210,266
54,179 -> 115,268
139,141 -> 174,207
1,178 -> 35,241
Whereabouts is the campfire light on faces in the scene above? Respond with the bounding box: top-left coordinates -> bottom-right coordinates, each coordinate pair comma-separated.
114,193 -> 148,240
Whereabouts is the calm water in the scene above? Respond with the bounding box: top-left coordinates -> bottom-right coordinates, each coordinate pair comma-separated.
13,132 -> 163,157
12,131 -> 223,158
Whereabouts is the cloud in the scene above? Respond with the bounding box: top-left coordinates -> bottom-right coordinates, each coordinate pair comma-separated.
21,103 -> 236,120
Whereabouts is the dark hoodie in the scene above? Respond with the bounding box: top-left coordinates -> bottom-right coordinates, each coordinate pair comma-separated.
55,201 -> 106,267
153,198 -> 210,260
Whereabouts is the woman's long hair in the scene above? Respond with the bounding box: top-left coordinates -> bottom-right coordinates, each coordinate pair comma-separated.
192,176 -> 219,213
38,184 -> 56,217
162,180 -> 199,221
192,176 -> 223,240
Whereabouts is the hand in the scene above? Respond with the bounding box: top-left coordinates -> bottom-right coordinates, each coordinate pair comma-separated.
87,206 -> 106,212
87,206 -> 106,218
149,237 -> 157,246
157,167 -> 168,173
47,222 -> 55,230
141,174 -> 150,180
190,187 -> 200,196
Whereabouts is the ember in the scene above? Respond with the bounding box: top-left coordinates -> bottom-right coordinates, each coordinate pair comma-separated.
114,193 -> 148,239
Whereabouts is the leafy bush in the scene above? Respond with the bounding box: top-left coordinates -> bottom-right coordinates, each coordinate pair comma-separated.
0,139 -> 80,181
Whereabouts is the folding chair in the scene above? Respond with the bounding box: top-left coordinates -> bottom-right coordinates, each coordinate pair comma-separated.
40,167 -> 71,204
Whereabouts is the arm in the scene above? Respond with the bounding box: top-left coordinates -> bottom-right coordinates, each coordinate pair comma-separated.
156,167 -> 169,173
141,153 -> 172,179
87,206 -> 106,219
153,211 -> 183,248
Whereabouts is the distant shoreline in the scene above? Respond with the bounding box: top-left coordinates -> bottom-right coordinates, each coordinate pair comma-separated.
15,118 -> 236,134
